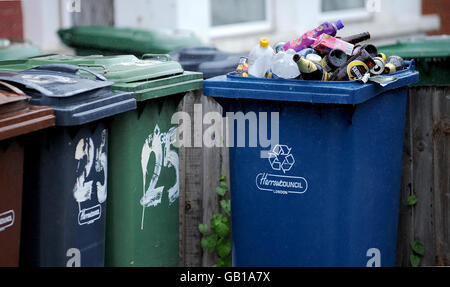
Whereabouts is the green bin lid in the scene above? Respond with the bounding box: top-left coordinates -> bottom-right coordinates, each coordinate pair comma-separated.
0,54 -> 203,101
0,54 -> 184,83
378,36 -> 450,86
0,39 -> 42,61
113,71 -> 203,101
378,36 -> 450,59
57,26 -> 203,56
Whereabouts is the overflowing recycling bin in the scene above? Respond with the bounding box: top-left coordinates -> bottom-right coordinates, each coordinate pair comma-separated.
0,81 -> 54,267
57,26 -> 203,57
204,60 -> 419,266
0,64 -> 136,266
170,46 -> 242,79
0,54 -> 203,266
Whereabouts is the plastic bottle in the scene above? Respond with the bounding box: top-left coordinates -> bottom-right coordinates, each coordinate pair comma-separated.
248,37 -> 275,78
293,54 -> 328,81
273,42 -> 286,54
235,57 -> 249,77
341,32 -> 371,44
297,48 -> 318,59
283,20 -> 345,52
269,49 -> 301,79
305,53 -> 323,64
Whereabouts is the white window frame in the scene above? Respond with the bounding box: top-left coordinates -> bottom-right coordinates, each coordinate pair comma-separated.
319,0 -> 373,23
208,0 -> 273,38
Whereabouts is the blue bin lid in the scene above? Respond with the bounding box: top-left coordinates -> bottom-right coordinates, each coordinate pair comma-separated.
0,64 -> 136,126
171,46 -> 243,79
203,60 -> 419,105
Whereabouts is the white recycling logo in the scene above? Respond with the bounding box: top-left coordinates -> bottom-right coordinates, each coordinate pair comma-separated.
268,144 -> 295,173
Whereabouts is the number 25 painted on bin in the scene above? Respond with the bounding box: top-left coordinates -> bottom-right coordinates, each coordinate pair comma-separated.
72,129 -> 107,226
140,125 -> 179,230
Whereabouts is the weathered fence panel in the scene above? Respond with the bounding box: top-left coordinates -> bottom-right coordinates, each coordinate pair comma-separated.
73,0 -> 114,26
178,92 -> 230,267
396,87 -> 450,266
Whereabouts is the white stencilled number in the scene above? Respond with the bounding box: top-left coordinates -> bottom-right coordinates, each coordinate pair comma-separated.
140,125 -> 180,230
366,248 -> 381,267
74,137 -> 95,206
163,126 -> 179,204
95,130 -> 108,204
66,248 -> 81,267
73,130 -> 108,225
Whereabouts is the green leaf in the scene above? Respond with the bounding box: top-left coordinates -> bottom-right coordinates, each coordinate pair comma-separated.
211,214 -> 224,231
217,257 -> 225,267
217,239 -> 232,258
223,254 -> 232,267
220,174 -> 227,181
407,195 -> 418,206
206,234 -> 218,253
215,222 -> 230,238
216,186 -> 226,196
219,181 -> 228,190
201,237 -> 208,250
220,200 -> 231,216
410,240 -> 425,256
410,254 -> 421,267
198,223 -> 208,235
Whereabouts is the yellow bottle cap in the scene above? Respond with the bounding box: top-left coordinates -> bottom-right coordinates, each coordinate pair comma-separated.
260,37 -> 269,47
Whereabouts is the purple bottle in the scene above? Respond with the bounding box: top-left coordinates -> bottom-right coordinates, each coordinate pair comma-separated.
283,20 -> 344,52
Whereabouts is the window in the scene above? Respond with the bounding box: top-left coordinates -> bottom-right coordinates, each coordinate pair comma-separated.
321,0 -> 365,12
320,0 -> 370,22
209,0 -> 272,38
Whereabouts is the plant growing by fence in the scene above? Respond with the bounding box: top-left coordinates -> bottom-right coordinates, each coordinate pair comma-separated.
198,174 -> 232,267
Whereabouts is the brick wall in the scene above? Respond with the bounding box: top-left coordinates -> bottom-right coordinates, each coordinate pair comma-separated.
422,0 -> 450,35
0,0 -> 23,39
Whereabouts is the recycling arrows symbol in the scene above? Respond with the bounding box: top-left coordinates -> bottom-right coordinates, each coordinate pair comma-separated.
268,144 -> 295,173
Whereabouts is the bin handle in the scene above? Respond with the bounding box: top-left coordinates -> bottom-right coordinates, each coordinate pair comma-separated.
78,64 -> 109,74
27,53 -> 59,59
141,54 -> 172,62
29,64 -> 108,81
0,80 -> 28,96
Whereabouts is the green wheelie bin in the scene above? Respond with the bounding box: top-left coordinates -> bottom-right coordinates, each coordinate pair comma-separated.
0,39 -> 42,60
378,35 -> 450,86
57,26 -> 203,57
0,53 -> 204,266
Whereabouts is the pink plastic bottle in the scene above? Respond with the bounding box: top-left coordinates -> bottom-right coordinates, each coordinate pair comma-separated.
283,20 -> 344,52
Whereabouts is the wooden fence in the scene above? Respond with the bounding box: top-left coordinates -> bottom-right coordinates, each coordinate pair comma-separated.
396,87 -> 449,266
178,92 -> 230,267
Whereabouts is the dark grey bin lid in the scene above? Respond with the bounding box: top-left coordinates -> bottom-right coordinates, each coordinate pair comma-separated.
0,64 -> 136,126
171,46 -> 243,79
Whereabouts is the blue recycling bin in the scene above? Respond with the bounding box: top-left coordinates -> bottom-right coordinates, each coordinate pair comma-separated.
0,64 -> 136,267
203,61 -> 419,267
